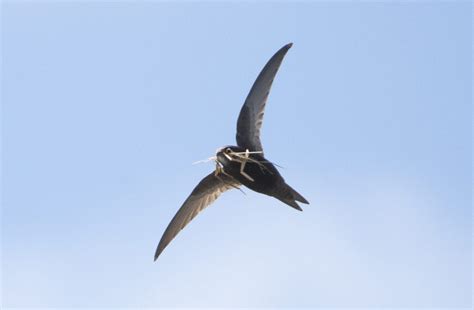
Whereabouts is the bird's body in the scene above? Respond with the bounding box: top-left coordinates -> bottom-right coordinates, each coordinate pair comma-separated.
215,146 -> 307,210
154,43 -> 309,261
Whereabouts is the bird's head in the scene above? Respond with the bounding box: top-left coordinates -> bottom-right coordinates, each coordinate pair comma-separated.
215,146 -> 265,167
215,146 -> 242,166
192,146 -> 263,169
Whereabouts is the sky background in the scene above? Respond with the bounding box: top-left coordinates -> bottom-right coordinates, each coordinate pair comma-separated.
1,1 -> 472,308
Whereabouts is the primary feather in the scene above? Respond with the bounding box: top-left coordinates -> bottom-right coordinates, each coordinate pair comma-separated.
236,43 -> 293,154
154,173 -> 239,260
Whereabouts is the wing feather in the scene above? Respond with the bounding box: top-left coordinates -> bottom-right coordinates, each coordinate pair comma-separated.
154,172 -> 239,260
236,43 -> 293,153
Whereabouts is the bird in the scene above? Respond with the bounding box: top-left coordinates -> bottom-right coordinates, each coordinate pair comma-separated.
154,43 -> 308,261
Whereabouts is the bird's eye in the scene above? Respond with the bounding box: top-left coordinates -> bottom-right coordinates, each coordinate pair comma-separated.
225,148 -> 232,153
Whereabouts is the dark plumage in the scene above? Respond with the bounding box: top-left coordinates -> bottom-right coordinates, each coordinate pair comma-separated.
154,43 -> 308,261
216,145 -> 308,211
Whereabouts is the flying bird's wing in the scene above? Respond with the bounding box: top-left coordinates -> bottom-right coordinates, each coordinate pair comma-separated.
236,43 -> 293,154
154,172 -> 239,260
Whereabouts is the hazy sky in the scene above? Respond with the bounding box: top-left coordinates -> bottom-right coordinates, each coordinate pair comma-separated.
2,1 -> 472,308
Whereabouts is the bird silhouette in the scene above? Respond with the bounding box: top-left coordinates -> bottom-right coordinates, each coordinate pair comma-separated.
154,43 -> 308,261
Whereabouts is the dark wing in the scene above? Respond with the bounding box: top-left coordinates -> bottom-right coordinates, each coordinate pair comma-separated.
236,43 -> 293,154
154,172 -> 239,260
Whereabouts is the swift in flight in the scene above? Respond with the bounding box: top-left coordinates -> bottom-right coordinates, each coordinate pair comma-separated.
154,43 -> 309,261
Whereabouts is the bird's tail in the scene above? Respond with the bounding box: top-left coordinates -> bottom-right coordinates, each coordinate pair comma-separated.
274,183 -> 309,211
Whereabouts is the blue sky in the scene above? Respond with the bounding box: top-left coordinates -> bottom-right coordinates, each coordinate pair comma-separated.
1,1 -> 472,308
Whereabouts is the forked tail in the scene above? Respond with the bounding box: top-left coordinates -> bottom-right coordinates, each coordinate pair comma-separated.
274,183 -> 309,211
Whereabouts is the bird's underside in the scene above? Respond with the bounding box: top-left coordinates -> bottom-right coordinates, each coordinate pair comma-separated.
154,43 -> 309,261
215,146 -> 308,209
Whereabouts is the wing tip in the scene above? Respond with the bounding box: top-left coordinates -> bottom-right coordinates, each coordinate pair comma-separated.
154,248 -> 161,261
